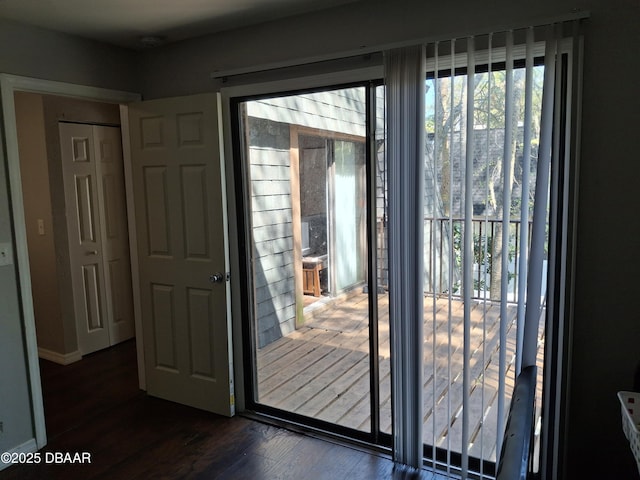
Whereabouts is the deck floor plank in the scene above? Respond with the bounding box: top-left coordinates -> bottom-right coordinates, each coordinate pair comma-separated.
255,292 -> 541,464
422,304 -> 484,444
264,346 -> 359,412
441,306 -> 517,453
258,329 -> 339,380
294,350 -> 370,419
257,327 -> 326,369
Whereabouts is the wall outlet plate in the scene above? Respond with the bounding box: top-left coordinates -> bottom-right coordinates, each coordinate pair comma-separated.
0,243 -> 13,267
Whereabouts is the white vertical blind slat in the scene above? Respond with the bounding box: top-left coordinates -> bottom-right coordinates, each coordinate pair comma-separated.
461,35 -> 475,479
497,30 -> 515,458
446,38 -> 456,473
480,33 -> 493,474
522,26 -> 557,368
516,27 -> 535,376
385,45 -> 425,469
431,42 -> 440,470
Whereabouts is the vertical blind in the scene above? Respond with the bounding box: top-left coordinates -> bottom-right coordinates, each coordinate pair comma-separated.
385,20 -> 582,478
385,45 -> 426,469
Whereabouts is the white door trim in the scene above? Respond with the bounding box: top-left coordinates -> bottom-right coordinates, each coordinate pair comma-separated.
0,73 -> 141,449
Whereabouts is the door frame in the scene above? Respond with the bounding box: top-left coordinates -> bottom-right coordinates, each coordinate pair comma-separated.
219,66 -> 383,413
0,73 -> 141,449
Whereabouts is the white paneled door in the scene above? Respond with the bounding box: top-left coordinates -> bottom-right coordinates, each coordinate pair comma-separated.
60,123 -> 135,356
128,94 -> 234,416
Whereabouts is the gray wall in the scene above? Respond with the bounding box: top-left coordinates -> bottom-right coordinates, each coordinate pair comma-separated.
137,0 -> 640,477
0,22 -> 136,460
15,92 -> 63,354
0,19 -> 138,92
567,2 -> 640,477
0,144 -> 34,456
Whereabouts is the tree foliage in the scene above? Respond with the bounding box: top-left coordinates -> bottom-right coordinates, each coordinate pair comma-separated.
424,65 -> 545,299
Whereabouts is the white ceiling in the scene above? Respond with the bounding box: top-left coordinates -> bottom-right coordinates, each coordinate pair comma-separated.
0,0 -> 360,50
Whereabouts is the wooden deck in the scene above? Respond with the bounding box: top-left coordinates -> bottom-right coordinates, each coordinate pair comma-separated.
256,292 -> 544,463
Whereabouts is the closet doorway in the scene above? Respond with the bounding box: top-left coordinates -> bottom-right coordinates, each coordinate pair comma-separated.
15,92 -> 135,362
60,122 -> 134,355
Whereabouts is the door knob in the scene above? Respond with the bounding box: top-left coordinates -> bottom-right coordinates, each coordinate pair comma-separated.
209,273 -> 225,284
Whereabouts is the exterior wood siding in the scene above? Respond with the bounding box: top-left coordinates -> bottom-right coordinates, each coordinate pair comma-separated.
249,117 -> 296,348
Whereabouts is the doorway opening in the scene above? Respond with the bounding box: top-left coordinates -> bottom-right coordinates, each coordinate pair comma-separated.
14,91 -> 139,438
4,80 -> 142,450
233,82 -> 391,444
14,91 -> 136,362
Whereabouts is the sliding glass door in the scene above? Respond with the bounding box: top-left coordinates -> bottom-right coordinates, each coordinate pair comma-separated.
233,66 -> 549,471
234,84 -> 389,441
229,22 -> 578,479
332,139 -> 366,292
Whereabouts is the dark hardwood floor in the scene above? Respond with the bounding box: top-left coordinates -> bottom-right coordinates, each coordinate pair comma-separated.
1,340 -> 455,480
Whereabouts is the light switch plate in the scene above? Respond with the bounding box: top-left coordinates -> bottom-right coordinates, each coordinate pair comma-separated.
0,242 -> 13,267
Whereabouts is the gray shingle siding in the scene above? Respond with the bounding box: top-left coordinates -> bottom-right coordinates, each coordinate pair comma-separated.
248,117 -> 296,348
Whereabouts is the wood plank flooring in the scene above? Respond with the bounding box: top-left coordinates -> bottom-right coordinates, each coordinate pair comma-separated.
0,340 -> 457,480
256,293 -> 543,463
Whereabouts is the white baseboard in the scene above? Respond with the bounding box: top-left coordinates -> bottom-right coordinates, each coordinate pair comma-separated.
0,438 -> 38,471
38,347 -> 82,365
